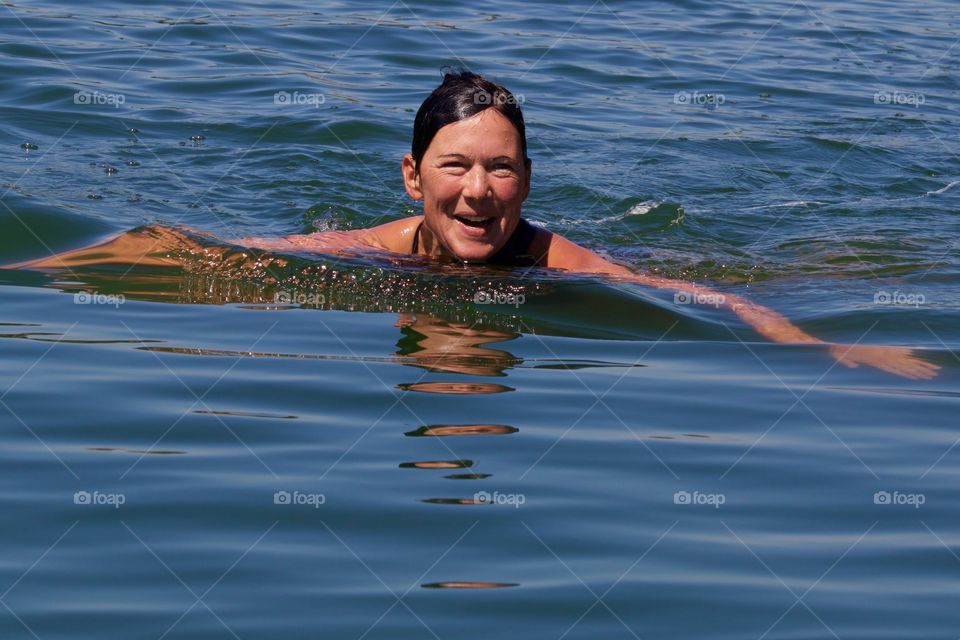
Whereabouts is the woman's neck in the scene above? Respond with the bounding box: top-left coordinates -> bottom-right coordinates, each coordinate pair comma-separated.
416,221 -> 453,260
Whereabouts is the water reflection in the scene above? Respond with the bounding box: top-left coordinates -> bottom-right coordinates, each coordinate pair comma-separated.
397,381 -> 514,394
421,582 -> 518,589
399,460 -> 474,469
394,313 -> 521,376
193,409 -> 298,419
444,473 -> 493,480
87,447 -> 186,455
405,424 -> 519,437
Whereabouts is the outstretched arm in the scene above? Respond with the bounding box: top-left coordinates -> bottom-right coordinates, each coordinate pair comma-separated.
542,232 -> 940,380
6,225 -> 196,269
6,225 -> 359,271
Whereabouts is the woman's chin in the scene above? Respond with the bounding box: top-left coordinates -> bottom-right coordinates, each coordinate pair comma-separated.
450,242 -> 497,263
442,232 -> 503,262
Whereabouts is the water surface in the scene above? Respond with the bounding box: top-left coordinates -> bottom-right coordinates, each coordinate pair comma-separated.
1,1 -> 959,638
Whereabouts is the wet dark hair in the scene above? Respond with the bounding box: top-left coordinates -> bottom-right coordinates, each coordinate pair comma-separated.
411,70 -> 528,175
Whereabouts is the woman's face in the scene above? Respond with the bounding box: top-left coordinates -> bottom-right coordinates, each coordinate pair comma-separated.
402,109 -> 531,262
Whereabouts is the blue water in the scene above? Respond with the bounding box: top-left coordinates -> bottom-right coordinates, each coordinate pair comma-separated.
1,1 -> 959,638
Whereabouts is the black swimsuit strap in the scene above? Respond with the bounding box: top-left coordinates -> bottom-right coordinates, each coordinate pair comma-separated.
489,218 -> 539,266
410,218 -> 539,267
411,221 -> 423,254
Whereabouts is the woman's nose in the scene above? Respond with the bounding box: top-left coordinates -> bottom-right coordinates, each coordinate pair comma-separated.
462,166 -> 491,199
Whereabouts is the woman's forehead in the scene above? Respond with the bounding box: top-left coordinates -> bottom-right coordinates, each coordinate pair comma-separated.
427,110 -> 523,158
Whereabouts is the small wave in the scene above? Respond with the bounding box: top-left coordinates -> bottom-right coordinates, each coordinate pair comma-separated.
556,200 -> 669,226
556,212 -> 627,226
741,200 -> 828,211
625,200 -> 659,216
925,180 -> 960,196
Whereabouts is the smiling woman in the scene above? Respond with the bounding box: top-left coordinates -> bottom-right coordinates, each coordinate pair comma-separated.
8,71 -> 940,380
401,71 -> 534,263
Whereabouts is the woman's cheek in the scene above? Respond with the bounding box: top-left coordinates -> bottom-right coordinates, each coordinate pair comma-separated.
494,180 -> 523,203
428,177 -> 463,205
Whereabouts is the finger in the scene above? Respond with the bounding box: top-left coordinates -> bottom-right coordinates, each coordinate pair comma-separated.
910,364 -> 939,380
899,362 -> 938,380
903,357 -> 940,379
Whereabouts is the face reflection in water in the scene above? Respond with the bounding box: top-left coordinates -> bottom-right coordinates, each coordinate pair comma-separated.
394,313 -> 521,377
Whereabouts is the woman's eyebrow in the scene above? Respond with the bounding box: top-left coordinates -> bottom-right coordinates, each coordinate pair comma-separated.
436,153 -> 517,162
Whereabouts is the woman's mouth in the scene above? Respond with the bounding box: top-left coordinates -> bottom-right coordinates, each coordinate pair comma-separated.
453,214 -> 497,237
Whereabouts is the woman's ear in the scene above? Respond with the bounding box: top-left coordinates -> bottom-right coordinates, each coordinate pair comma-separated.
401,154 -> 422,201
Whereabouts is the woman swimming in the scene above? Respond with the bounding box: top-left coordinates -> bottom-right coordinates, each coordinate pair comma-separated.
11,71 -> 939,379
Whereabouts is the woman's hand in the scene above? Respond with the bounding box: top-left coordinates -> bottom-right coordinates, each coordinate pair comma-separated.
828,344 -> 940,380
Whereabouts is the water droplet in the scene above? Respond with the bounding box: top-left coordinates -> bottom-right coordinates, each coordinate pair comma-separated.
104,165 -> 118,175
127,127 -> 139,134
125,159 -> 140,166
20,142 -> 38,151
190,134 -> 205,142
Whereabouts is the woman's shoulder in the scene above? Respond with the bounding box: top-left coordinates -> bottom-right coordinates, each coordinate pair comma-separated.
537,228 -> 629,274
284,216 -> 422,254
363,215 -> 423,252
